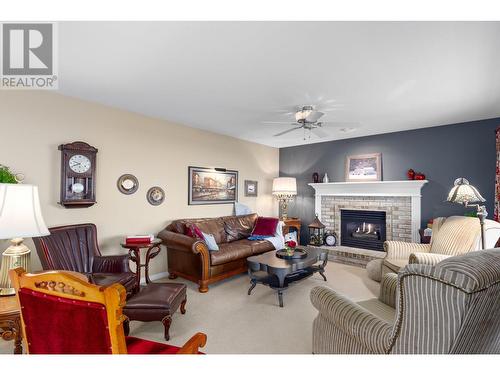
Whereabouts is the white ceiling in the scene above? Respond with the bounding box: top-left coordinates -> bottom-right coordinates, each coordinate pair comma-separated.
58,22 -> 500,148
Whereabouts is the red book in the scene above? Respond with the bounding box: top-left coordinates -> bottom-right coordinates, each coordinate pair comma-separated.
125,238 -> 152,245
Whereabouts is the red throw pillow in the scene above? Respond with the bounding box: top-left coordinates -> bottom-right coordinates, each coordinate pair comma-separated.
252,217 -> 279,236
185,223 -> 204,239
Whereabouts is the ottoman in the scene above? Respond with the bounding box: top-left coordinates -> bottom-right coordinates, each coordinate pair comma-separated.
123,282 -> 187,341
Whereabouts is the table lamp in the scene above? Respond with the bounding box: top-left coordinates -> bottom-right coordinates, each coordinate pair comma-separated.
0,183 -> 49,296
447,177 -> 487,249
272,177 -> 297,220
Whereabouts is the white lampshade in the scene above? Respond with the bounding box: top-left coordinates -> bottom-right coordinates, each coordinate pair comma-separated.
0,183 -> 49,239
272,177 -> 297,195
447,178 -> 485,205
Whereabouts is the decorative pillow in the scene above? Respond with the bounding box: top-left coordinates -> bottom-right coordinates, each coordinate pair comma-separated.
251,217 -> 279,237
185,223 -> 204,239
234,202 -> 252,216
201,232 -> 219,251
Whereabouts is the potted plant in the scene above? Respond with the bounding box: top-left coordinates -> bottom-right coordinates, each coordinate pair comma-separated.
0,165 -> 18,184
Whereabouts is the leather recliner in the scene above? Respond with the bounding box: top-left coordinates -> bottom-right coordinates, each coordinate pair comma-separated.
33,223 -> 136,295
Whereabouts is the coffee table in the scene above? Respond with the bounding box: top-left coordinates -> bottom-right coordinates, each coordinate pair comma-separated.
247,246 -> 328,307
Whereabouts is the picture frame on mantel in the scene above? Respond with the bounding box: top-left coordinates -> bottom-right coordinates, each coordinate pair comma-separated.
345,153 -> 382,182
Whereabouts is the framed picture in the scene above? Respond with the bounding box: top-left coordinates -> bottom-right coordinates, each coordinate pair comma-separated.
345,153 -> 382,181
244,180 -> 258,197
188,166 -> 238,205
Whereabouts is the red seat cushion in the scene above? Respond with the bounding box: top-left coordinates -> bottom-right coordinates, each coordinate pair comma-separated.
126,336 -> 180,354
251,217 -> 279,236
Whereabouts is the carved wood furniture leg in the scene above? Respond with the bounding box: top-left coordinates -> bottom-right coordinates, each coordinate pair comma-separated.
180,299 -> 187,314
0,315 -> 23,354
128,248 -> 141,293
198,280 -> 209,293
144,245 -> 162,284
162,315 -> 172,341
248,280 -> 257,295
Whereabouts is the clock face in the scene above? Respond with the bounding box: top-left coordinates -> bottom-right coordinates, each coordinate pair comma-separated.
69,154 -> 91,174
325,234 -> 337,246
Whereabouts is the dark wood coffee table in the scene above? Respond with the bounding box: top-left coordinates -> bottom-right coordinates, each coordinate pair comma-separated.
247,246 -> 328,307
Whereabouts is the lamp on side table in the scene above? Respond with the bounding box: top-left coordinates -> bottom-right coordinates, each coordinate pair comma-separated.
0,184 -> 49,296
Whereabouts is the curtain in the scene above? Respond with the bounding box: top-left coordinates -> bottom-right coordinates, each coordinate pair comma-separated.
495,126 -> 500,222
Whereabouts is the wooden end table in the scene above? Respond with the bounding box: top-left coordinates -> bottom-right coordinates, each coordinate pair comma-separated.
120,238 -> 163,292
247,246 -> 328,307
0,295 -> 22,354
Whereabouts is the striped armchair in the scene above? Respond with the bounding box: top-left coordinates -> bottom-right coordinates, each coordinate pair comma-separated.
311,249 -> 500,354
382,216 -> 500,277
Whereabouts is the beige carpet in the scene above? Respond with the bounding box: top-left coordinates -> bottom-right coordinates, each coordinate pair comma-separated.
0,261 -> 379,354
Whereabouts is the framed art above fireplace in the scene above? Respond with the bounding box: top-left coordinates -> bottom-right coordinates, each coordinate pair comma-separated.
345,153 -> 382,181
188,166 -> 238,205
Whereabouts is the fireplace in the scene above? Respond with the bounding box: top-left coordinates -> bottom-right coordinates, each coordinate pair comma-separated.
340,209 -> 386,251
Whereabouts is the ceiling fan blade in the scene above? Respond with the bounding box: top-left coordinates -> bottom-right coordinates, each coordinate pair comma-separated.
261,121 -> 296,124
311,127 -> 329,138
305,111 -> 324,122
319,121 -> 359,127
273,127 -> 303,137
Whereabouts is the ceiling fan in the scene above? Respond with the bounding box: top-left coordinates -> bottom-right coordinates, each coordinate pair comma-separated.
262,105 -> 357,139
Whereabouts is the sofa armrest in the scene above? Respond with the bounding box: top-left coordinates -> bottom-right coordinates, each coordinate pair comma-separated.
408,252 -> 450,266
378,272 -> 398,308
310,286 -> 393,354
384,241 -> 431,259
92,254 -> 131,274
158,230 -> 208,255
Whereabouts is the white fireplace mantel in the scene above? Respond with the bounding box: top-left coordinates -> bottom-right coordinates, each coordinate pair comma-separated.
309,180 -> 428,243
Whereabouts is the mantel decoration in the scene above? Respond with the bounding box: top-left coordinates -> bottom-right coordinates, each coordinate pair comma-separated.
117,174 -> 139,195
147,186 -> 165,206
308,214 -> 326,246
345,153 -> 382,181
272,177 -> 297,220
188,166 -> 238,205
447,177 -> 487,249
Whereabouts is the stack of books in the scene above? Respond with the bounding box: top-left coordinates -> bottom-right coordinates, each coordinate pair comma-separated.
125,235 -> 154,245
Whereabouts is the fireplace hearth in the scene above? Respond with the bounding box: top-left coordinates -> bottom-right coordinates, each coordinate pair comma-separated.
341,209 -> 386,251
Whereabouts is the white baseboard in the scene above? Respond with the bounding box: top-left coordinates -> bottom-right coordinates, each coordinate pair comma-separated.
139,271 -> 169,285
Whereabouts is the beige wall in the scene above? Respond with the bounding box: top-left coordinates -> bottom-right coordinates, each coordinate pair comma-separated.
0,91 -> 279,277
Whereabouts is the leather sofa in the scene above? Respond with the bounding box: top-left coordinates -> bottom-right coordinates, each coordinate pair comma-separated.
33,223 -> 136,296
158,213 -> 280,292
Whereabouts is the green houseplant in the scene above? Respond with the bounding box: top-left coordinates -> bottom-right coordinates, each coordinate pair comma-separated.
0,165 -> 18,184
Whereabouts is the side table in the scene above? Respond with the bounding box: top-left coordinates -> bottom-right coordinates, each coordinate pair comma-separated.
0,295 -> 22,354
120,238 -> 163,292
282,218 -> 302,244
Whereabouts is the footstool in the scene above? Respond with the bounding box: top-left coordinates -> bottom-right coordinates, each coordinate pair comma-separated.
123,283 -> 187,341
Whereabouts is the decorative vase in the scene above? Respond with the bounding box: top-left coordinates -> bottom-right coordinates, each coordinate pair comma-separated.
407,169 -> 415,180
322,173 -> 329,183
312,172 -> 319,183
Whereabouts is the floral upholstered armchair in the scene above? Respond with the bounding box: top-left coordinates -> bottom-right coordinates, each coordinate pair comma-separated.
310,249 -> 500,354
381,216 -> 500,277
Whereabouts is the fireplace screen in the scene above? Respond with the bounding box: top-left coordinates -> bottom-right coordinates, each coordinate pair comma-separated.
340,209 -> 386,251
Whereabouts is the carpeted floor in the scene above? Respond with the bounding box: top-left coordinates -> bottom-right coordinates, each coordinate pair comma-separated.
0,261 -> 379,354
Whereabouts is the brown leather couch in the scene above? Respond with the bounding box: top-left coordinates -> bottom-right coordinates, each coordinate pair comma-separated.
33,223 -> 136,296
158,213 -> 276,292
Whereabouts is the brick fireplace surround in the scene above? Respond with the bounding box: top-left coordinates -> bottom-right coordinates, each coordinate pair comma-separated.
309,180 -> 428,246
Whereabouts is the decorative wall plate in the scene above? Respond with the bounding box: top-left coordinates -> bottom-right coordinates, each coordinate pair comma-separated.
117,174 -> 139,195
147,186 -> 165,206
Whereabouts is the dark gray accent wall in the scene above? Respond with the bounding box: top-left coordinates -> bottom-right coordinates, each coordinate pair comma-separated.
279,118 -> 499,243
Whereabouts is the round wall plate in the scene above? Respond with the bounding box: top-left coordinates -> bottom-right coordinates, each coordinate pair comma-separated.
147,186 -> 165,206
117,174 -> 139,195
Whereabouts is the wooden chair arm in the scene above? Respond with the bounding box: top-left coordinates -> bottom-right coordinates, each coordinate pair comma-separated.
177,332 -> 207,354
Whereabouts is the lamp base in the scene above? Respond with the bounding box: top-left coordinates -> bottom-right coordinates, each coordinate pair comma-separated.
0,287 -> 15,297
0,238 -> 31,290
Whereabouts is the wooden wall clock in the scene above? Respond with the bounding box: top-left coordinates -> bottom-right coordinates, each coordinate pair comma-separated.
58,141 -> 98,208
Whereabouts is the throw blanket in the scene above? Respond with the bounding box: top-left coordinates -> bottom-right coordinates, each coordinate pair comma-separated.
247,235 -> 285,250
